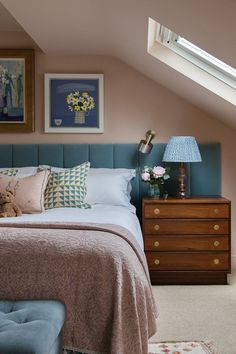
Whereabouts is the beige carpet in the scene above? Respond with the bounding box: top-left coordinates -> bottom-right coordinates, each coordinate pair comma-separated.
150,272 -> 236,354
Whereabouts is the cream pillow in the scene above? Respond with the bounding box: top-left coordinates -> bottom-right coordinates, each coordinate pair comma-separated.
0,170 -> 50,214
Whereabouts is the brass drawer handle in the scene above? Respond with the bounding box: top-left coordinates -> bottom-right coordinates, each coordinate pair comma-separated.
214,208 -> 219,214
214,258 -> 220,265
214,241 -> 220,247
154,259 -> 160,265
154,208 -> 160,215
213,224 -> 220,231
154,241 -> 159,247
154,224 -> 160,231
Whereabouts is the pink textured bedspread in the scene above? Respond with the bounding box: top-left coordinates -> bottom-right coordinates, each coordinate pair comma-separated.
0,222 -> 157,354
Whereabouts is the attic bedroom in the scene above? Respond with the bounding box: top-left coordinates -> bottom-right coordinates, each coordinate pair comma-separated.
0,1 -> 235,354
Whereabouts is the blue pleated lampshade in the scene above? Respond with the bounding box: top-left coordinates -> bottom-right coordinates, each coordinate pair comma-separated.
163,136 -> 202,162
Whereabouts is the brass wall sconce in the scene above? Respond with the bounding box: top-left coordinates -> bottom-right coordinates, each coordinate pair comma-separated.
138,130 -> 156,154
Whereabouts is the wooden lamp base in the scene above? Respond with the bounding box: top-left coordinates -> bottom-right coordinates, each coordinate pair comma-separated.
178,162 -> 186,198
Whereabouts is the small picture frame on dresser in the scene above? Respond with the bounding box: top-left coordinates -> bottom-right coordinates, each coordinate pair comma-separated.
163,192 -> 168,200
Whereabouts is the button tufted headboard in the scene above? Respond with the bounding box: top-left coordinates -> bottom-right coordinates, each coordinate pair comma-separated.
0,143 -> 221,219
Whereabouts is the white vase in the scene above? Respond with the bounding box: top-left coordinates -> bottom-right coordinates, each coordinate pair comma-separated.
74,111 -> 86,124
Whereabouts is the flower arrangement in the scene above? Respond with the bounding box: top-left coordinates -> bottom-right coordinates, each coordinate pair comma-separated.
66,91 -> 95,112
141,165 -> 170,185
141,165 -> 170,197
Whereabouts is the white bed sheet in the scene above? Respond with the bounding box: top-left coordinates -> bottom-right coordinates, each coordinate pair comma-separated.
0,205 -> 144,250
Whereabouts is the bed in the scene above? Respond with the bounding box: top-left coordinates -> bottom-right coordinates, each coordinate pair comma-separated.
0,143 -> 221,354
0,209 -> 157,354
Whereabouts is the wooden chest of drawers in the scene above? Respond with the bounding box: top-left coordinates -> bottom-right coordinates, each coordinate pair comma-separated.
142,197 -> 231,285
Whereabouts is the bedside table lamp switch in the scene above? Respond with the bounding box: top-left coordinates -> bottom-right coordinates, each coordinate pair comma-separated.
163,136 -> 202,198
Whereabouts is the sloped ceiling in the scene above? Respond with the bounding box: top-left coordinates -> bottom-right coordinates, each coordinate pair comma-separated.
1,0 -> 236,129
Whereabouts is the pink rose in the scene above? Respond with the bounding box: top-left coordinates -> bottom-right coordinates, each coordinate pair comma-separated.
153,166 -> 166,177
141,172 -> 150,181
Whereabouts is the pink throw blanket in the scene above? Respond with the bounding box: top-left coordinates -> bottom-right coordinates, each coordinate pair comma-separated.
0,222 -> 157,354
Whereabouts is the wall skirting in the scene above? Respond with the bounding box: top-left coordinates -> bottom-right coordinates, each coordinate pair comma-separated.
231,255 -> 236,270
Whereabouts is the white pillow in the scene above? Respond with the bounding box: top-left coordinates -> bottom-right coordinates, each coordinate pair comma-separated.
15,166 -> 38,176
89,168 -> 134,193
0,166 -> 38,177
85,169 -> 136,212
89,168 -> 134,174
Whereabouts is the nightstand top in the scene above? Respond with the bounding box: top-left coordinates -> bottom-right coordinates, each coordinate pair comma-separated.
142,197 -> 230,204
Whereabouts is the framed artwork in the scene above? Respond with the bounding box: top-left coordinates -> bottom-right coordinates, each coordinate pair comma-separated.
0,49 -> 35,133
45,73 -> 104,133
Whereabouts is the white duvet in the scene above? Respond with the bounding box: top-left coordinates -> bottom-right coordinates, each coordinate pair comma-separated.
0,204 -> 144,250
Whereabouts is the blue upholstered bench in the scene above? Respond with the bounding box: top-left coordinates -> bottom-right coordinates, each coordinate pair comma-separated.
0,300 -> 65,354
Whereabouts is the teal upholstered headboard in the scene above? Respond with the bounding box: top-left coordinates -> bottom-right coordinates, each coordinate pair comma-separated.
0,143 -> 221,219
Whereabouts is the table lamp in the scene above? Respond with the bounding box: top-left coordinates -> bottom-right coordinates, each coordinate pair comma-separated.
138,130 -> 156,154
162,136 -> 202,198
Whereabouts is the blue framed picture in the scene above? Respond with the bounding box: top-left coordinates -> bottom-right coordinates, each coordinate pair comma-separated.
45,73 -> 104,133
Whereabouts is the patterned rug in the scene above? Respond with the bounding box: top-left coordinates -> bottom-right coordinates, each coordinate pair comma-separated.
148,341 -> 217,354
63,341 -> 217,354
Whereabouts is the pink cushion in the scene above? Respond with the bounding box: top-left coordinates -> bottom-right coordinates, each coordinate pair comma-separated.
0,170 -> 50,214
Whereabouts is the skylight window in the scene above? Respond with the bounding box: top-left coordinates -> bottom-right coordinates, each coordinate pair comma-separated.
155,23 -> 236,89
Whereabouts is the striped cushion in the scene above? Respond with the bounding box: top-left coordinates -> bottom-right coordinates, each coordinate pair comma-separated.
44,162 -> 90,209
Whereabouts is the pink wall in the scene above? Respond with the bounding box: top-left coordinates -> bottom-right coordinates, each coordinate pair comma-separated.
1,31 -> 236,267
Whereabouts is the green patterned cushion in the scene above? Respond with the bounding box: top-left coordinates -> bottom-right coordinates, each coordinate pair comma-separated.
44,162 -> 90,209
0,169 -> 18,177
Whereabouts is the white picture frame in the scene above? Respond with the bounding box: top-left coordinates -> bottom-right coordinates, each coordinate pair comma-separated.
44,73 -> 104,133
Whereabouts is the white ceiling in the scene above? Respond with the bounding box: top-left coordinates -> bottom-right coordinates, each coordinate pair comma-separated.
1,0 -> 236,129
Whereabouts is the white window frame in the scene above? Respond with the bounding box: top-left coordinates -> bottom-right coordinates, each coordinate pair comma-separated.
155,23 -> 236,90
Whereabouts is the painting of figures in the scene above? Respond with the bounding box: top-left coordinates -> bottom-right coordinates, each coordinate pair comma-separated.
0,50 -> 34,133
0,59 -> 24,122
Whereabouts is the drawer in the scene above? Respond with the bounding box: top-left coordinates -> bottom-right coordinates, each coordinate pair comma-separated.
146,252 -> 229,270
143,219 -> 229,235
144,235 -> 229,251
143,203 -> 230,219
